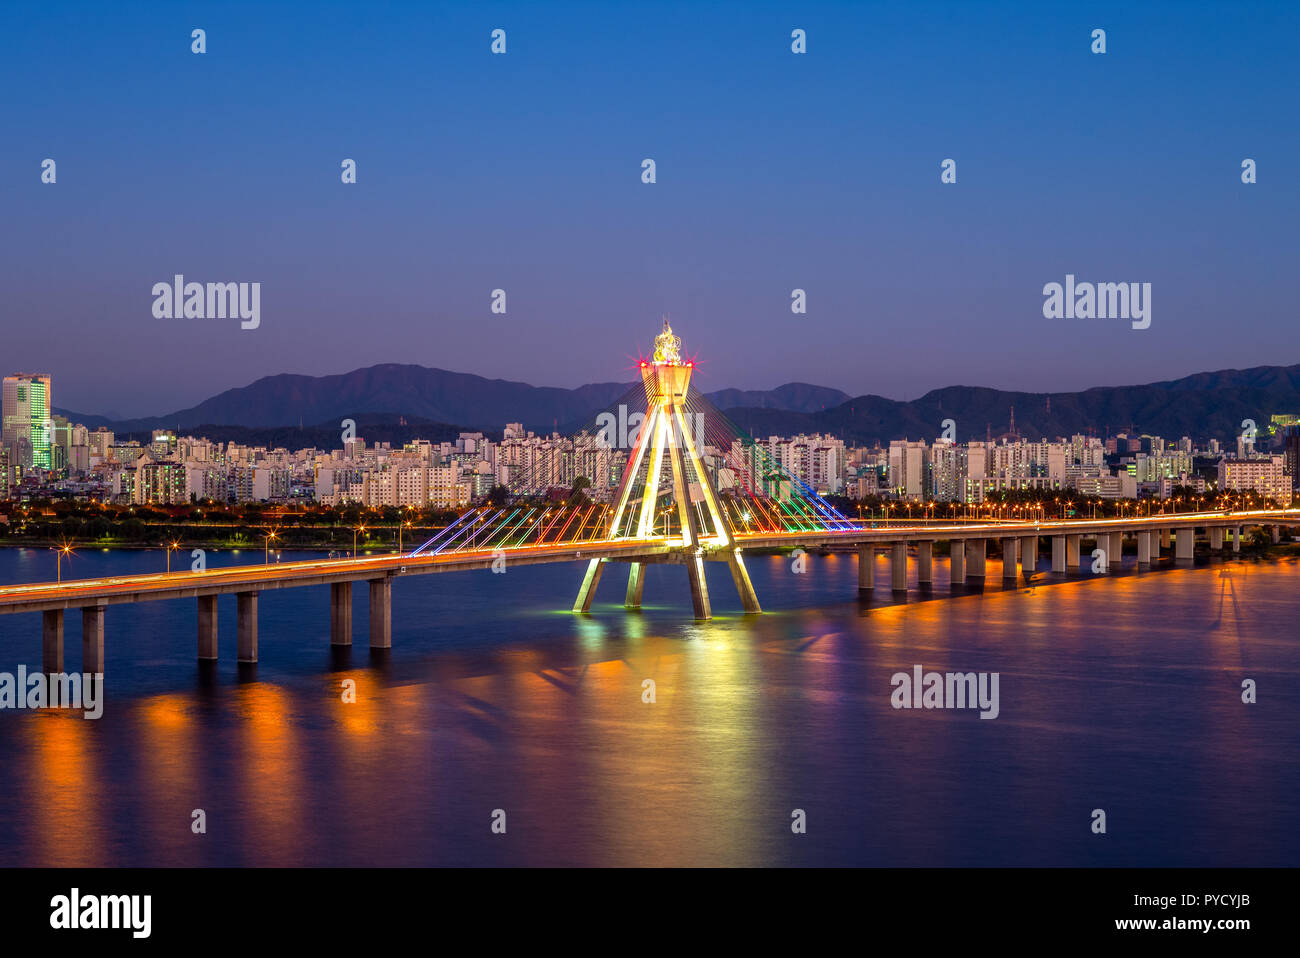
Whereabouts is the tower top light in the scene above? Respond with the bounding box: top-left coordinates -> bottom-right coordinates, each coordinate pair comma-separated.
652,317 -> 682,365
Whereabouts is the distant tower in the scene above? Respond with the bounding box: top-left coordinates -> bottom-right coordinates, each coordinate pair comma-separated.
1046,395 -> 1051,415
1009,404 -> 1016,438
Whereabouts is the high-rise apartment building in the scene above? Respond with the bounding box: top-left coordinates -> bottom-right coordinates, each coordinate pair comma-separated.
2,373 -> 53,470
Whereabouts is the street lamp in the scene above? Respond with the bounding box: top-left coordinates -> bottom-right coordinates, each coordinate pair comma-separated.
353,524 -> 366,557
264,529 -> 279,564
166,539 -> 180,573
54,541 -> 74,583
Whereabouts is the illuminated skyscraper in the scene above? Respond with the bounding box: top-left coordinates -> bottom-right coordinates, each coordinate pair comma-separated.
2,373 -> 53,470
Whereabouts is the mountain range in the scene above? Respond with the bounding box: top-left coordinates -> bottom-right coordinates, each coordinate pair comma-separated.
55,362 -> 1300,447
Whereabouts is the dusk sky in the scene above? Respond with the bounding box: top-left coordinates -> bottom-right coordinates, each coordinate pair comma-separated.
3,0 -> 1297,418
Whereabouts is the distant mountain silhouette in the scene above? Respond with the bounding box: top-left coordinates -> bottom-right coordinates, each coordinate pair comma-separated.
54,362 -> 1300,446
726,365 -> 1300,446
55,365 -> 850,436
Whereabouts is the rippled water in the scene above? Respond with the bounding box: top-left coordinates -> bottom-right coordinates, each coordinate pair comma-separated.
0,545 -> 1295,866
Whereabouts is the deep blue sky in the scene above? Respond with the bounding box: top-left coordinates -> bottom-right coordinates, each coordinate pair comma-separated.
3,1 -> 1297,418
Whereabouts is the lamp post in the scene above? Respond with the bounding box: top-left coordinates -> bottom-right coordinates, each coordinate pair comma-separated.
55,542 -> 73,583
166,539 -> 180,573
353,524 -> 366,558
264,529 -> 279,565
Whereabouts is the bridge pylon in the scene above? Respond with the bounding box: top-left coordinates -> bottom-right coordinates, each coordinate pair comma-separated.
573,320 -> 759,619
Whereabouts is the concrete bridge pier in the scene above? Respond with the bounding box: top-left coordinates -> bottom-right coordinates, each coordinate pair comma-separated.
965,539 -> 986,581
1108,532 -> 1124,569
686,556 -> 712,619
330,582 -> 352,645
1161,529 -> 1172,550
857,544 -> 874,591
1272,526 -> 1281,544
917,541 -> 933,586
727,551 -> 761,614
1000,538 -> 1018,582
890,542 -> 907,592
369,578 -> 392,648
82,607 -> 105,673
1020,536 -> 1037,577
237,592 -> 259,663
573,558 -> 604,613
1067,534 -> 1081,571
42,610 -> 63,673
1052,536 -> 1066,572
625,562 -> 646,609
949,539 -> 966,585
1209,527 -> 1224,550
1233,527 -> 1242,553
1175,530 -> 1194,564
197,595 -> 218,660
1137,531 -> 1151,566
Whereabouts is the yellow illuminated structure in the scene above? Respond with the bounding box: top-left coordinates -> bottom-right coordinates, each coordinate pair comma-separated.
573,321 -> 761,619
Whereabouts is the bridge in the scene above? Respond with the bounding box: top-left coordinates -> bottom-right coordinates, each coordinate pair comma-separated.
3,321 -> 1296,673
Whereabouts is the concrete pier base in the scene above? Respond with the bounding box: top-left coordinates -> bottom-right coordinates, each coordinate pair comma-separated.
1067,535 -> 1081,571
917,541 -> 933,585
1272,526 -> 1280,544
891,542 -> 907,592
573,558 -> 603,612
857,544 -> 874,591
1209,527 -> 1223,550
237,592 -> 259,663
1161,529 -> 1171,550
950,540 -> 966,585
965,539 -> 986,580
1108,532 -> 1124,569
686,556 -> 712,619
1175,530 -> 1194,564
42,610 -> 64,673
82,607 -> 105,673
197,594 -> 218,659
1001,537 -> 1018,581
1052,536 -> 1066,573
1233,527 -> 1241,553
1019,536 -> 1037,576
330,582 -> 352,645
369,578 -> 392,648
727,552 -> 761,613
1137,531 -> 1151,566
625,561 -> 646,609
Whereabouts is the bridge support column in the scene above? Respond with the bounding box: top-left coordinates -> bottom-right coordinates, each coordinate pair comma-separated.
330,582 -> 352,646
42,610 -> 64,674
1209,527 -> 1223,550
917,541 -> 933,585
1161,529 -> 1171,550
687,556 -> 712,619
857,544 -> 874,591
197,594 -> 218,660
573,558 -> 603,613
1052,536 -> 1066,573
1000,538 -> 1018,581
727,551 -> 761,614
949,540 -> 966,585
1019,536 -> 1037,576
369,578 -> 392,648
1272,525 -> 1280,544
1108,532 -> 1124,568
237,592 -> 259,663
1137,531 -> 1151,566
965,539 -> 986,580
1175,529 -> 1194,564
82,607 -> 105,673
1233,527 -> 1241,553
625,562 -> 646,609
1066,535 -> 1081,571
890,542 -> 907,592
